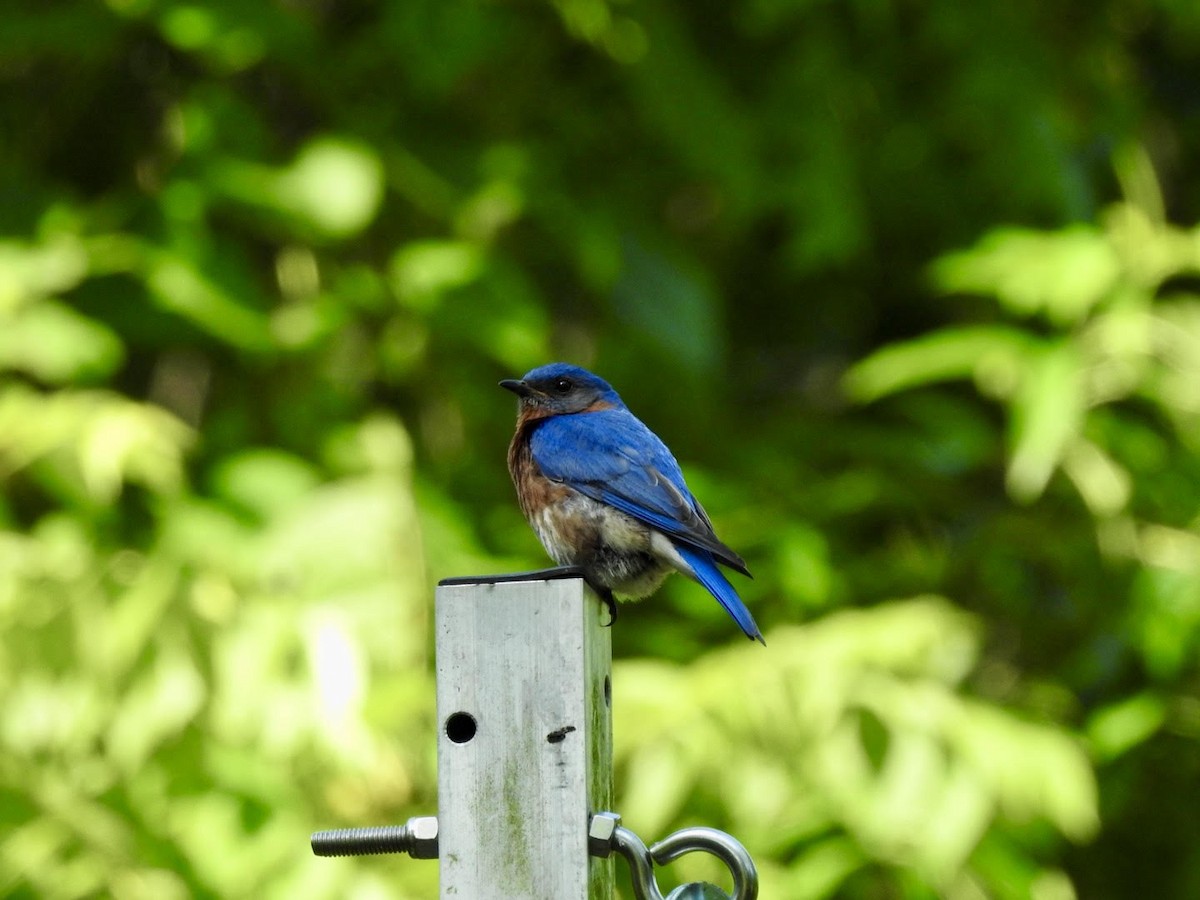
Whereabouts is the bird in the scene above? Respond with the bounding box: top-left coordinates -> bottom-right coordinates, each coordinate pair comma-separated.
500,362 -> 764,644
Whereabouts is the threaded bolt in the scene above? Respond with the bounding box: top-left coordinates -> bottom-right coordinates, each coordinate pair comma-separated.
311,816 -> 438,859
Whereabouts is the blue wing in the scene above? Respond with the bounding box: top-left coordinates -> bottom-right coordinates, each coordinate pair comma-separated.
528,409 -> 750,575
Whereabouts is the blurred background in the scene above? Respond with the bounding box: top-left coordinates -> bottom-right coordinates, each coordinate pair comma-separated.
2,0 -> 1199,897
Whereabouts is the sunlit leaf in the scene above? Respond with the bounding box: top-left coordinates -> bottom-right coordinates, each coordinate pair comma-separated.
389,241 -> 486,312
210,138 -> 385,241
0,386 -> 192,501
1006,341 -> 1084,503
210,449 -> 322,519
845,326 -> 1033,402
1061,438 -> 1131,517
0,300 -> 125,382
1,675 -> 107,755
107,651 -> 206,774
1129,564 -> 1200,680
933,227 -> 1120,324
776,836 -> 863,900
277,139 -> 385,238
144,253 -> 275,352
0,237 -> 88,312
1086,692 -> 1166,762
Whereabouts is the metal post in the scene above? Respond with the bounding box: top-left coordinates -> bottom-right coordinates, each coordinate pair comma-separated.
435,570 -> 614,899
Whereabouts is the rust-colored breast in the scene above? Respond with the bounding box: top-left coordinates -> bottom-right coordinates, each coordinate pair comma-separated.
507,422 -> 571,523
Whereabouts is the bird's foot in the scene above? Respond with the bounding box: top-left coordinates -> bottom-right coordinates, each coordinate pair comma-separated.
596,588 -> 618,627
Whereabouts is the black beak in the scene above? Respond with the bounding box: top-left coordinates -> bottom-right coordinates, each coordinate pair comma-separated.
499,378 -> 533,398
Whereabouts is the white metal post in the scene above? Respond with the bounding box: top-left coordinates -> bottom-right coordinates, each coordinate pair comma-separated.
435,571 -> 614,899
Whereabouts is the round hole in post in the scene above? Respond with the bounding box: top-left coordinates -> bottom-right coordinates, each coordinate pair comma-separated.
445,711 -> 477,744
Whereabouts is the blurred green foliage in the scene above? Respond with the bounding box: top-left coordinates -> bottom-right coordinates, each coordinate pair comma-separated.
2,0 -> 1199,897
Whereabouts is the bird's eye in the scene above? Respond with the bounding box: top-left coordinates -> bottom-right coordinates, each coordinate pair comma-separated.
553,378 -> 572,394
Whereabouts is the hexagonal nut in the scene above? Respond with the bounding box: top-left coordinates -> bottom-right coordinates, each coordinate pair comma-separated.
588,812 -> 621,858
407,816 -> 439,859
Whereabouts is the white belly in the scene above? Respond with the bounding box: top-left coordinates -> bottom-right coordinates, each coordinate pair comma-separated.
531,494 -> 678,599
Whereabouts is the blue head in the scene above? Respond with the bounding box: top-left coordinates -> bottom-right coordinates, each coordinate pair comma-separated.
500,363 -> 623,416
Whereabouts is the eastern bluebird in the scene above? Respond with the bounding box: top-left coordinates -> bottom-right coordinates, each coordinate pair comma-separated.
500,362 -> 764,644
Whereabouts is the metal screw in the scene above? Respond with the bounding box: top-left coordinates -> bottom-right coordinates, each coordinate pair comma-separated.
311,816 -> 439,859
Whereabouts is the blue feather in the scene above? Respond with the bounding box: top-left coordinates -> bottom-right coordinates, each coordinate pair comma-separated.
530,412 -> 750,573
674,544 -> 765,644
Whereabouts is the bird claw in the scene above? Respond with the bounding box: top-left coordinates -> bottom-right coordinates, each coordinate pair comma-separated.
597,588 -> 618,627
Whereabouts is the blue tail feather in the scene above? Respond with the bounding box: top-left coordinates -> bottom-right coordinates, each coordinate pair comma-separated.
674,544 -> 765,644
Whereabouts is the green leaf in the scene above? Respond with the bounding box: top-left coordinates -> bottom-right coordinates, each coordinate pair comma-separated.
846,325 -> 1033,402
1061,438 -> 1131,517
933,226 -> 1120,325
1086,692 -> 1166,762
143,253 -> 275,352
275,139 -> 385,238
107,650 -> 206,774
1006,341 -> 1084,502
210,138 -> 385,241
389,240 -> 486,312
0,385 -> 192,501
0,237 -> 88,311
0,300 -> 124,382
210,449 -> 321,519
